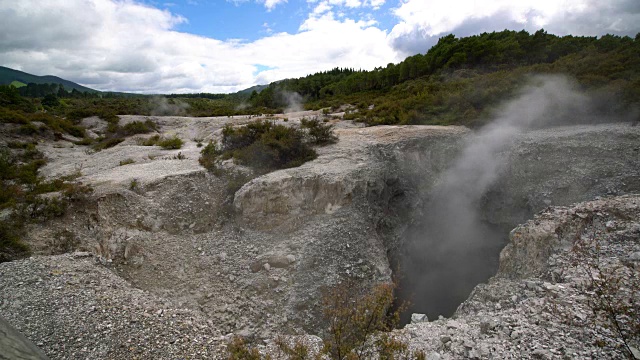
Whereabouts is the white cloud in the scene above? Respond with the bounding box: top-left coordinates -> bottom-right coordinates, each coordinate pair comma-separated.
389,0 -> 640,55
261,0 -> 287,11
0,0 -> 399,93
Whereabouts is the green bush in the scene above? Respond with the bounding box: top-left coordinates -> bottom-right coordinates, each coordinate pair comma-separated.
300,117 -> 338,145
202,120 -> 317,173
158,136 -> 183,150
198,141 -> 221,169
121,120 -> 157,136
139,134 -> 161,146
0,220 -> 30,263
0,108 -> 28,124
17,122 -> 39,135
91,137 -> 125,151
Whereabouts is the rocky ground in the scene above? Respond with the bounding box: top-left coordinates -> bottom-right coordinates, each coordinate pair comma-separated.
1,113 -> 640,359
395,195 -> 640,360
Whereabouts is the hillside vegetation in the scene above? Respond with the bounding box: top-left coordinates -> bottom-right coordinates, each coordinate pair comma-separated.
3,30 -> 639,126
251,29 -> 640,127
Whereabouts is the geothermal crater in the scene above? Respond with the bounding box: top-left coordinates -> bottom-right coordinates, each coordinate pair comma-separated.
1,108 -> 639,359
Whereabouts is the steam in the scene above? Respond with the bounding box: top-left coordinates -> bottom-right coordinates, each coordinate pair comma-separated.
400,75 -> 594,321
149,96 -> 190,116
282,91 -> 303,113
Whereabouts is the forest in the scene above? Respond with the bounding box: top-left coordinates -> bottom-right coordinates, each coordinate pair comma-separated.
250,29 -> 640,127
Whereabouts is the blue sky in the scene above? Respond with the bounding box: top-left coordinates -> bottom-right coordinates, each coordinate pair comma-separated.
151,0 -> 398,42
1,0 -> 639,93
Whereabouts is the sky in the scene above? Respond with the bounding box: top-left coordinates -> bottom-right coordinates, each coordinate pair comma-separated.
0,0 -> 639,94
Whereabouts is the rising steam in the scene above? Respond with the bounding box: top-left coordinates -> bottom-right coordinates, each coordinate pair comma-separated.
149,96 -> 190,116
282,91 -> 303,113
400,75 -> 595,321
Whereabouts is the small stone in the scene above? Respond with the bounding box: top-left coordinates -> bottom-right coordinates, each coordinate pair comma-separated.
605,220 -> 615,230
468,349 -> 481,359
525,281 -> 537,290
411,313 -> 428,323
446,320 -> 461,329
532,349 -> 551,359
263,263 -> 271,271
440,336 -> 451,344
427,352 -> 441,360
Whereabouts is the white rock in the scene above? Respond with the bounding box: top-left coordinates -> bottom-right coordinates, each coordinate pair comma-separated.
411,313 -> 428,323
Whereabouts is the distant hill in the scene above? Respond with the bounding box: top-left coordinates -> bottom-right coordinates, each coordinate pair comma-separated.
237,84 -> 268,95
0,66 -> 98,93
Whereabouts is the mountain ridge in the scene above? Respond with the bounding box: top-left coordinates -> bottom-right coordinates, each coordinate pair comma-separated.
0,66 -> 98,93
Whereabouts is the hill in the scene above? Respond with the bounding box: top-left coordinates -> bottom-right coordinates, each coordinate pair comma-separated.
0,66 -> 98,93
250,30 -> 640,127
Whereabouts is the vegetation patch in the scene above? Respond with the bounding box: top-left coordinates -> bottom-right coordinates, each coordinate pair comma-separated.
138,134 -> 183,149
0,145 -> 92,262
300,117 -> 337,145
199,120 -> 317,174
157,136 -> 183,150
226,279 -> 425,359
119,158 -> 135,166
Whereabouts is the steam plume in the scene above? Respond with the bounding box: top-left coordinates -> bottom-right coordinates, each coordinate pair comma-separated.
282,91 -> 303,113
400,76 -> 592,321
150,96 -> 190,116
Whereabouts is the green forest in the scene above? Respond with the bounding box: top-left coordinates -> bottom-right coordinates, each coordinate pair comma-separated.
250,29 -> 640,127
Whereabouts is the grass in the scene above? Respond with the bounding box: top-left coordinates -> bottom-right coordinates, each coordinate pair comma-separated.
157,136 -> 183,149
10,81 -> 26,88
0,145 -> 92,262
138,134 -> 183,149
119,158 -> 135,166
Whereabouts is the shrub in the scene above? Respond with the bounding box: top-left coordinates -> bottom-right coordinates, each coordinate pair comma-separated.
321,280 -> 401,359
119,158 -> 135,166
0,220 -> 30,263
0,108 -> 28,124
226,336 -> 263,360
225,279 -> 424,359
121,120 -> 157,136
158,136 -> 183,150
300,117 -> 337,145
91,137 -> 125,151
198,141 -> 221,170
46,229 -> 80,255
139,134 -> 161,146
73,137 -> 95,146
129,179 -> 139,191
17,122 -> 39,135
202,120 -> 317,173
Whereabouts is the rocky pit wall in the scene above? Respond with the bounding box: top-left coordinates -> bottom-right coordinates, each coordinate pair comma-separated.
1,116 -> 640,359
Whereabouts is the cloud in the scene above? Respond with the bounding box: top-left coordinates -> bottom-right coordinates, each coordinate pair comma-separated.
389,0 -> 640,56
0,0 -> 398,93
227,0 -> 287,10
